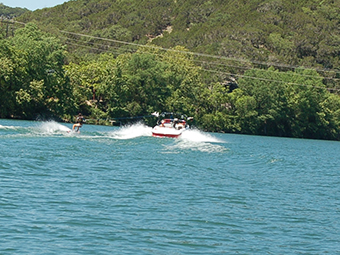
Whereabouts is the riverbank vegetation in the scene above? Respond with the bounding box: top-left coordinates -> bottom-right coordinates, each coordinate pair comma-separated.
1,0 -> 340,140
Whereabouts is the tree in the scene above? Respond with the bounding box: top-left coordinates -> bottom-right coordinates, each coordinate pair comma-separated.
3,23 -> 73,119
236,67 -> 340,139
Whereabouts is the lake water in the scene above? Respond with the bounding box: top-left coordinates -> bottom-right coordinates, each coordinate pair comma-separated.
1,119 -> 339,254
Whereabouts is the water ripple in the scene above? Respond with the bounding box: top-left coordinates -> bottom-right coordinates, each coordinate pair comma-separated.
1,120 -> 340,254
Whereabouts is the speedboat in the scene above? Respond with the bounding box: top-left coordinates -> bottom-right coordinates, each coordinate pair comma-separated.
151,112 -> 193,138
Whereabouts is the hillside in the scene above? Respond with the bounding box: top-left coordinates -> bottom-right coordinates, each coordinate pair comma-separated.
0,3 -> 29,18
2,0 -> 340,140
17,0 -> 340,72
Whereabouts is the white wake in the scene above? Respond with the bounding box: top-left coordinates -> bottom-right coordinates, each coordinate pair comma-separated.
36,121 -> 71,134
168,129 -> 227,153
180,129 -> 223,143
108,123 -> 152,139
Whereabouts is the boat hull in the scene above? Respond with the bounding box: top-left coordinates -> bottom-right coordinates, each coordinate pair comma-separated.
152,126 -> 184,138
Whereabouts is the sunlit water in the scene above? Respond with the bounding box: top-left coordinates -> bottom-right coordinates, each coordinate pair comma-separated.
1,119 -> 339,254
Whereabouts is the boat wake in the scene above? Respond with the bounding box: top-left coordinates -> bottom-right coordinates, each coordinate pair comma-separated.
107,123 -> 152,139
0,124 -> 19,130
1,120 -> 227,153
180,129 -> 222,143
37,121 -> 71,134
0,120 -> 72,138
167,129 -> 228,153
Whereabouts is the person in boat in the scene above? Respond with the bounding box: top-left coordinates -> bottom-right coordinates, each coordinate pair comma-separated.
72,113 -> 85,132
176,120 -> 186,130
173,118 -> 180,129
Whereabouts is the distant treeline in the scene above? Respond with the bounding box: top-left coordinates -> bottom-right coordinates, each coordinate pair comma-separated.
1,0 -> 340,140
16,0 -> 340,74
1,24 -> 340,140
0,3 -> 28,18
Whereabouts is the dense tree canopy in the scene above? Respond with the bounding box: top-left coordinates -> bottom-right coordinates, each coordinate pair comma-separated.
0,23 -> 74,119
16,0 -> 340,75
0,3 -> 28,18
0,0 -> 340,140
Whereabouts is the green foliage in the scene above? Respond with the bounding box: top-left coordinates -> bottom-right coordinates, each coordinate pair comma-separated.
0,3 -> 29,18
0,23 -> 73,119
64,45 -> 202,120
234,67 -> 340,139
13,0 -> 339,72
1,1 -> 340,140
195,66 -> 340,140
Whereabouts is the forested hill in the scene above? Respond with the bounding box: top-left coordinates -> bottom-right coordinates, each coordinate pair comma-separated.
0,3 -> 28,18
17,0 -> 340,70
2,1 -> 340,140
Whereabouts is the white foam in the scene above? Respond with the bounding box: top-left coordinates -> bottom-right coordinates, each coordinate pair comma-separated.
160,129 -> 228,153
180,129 -> 223,143
0,124 -> 19,130
169,139 -> 228,153
108,123 -> 152,139
37,121 -> 71,134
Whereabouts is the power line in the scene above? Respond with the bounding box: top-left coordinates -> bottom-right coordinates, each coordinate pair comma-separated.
60,30 -> 340,76
60,31 -> 340,81
60,33 -> 340,91
7,20 -> 339,89
192,59 -> 340,81
197,67 -> 340,92
6,20 -> 340,76
59,30 -> 340,91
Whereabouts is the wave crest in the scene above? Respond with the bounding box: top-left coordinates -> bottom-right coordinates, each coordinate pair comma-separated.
108,123 -> 152,139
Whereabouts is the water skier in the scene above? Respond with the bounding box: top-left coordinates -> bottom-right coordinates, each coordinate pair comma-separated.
72,113 -> 85,132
